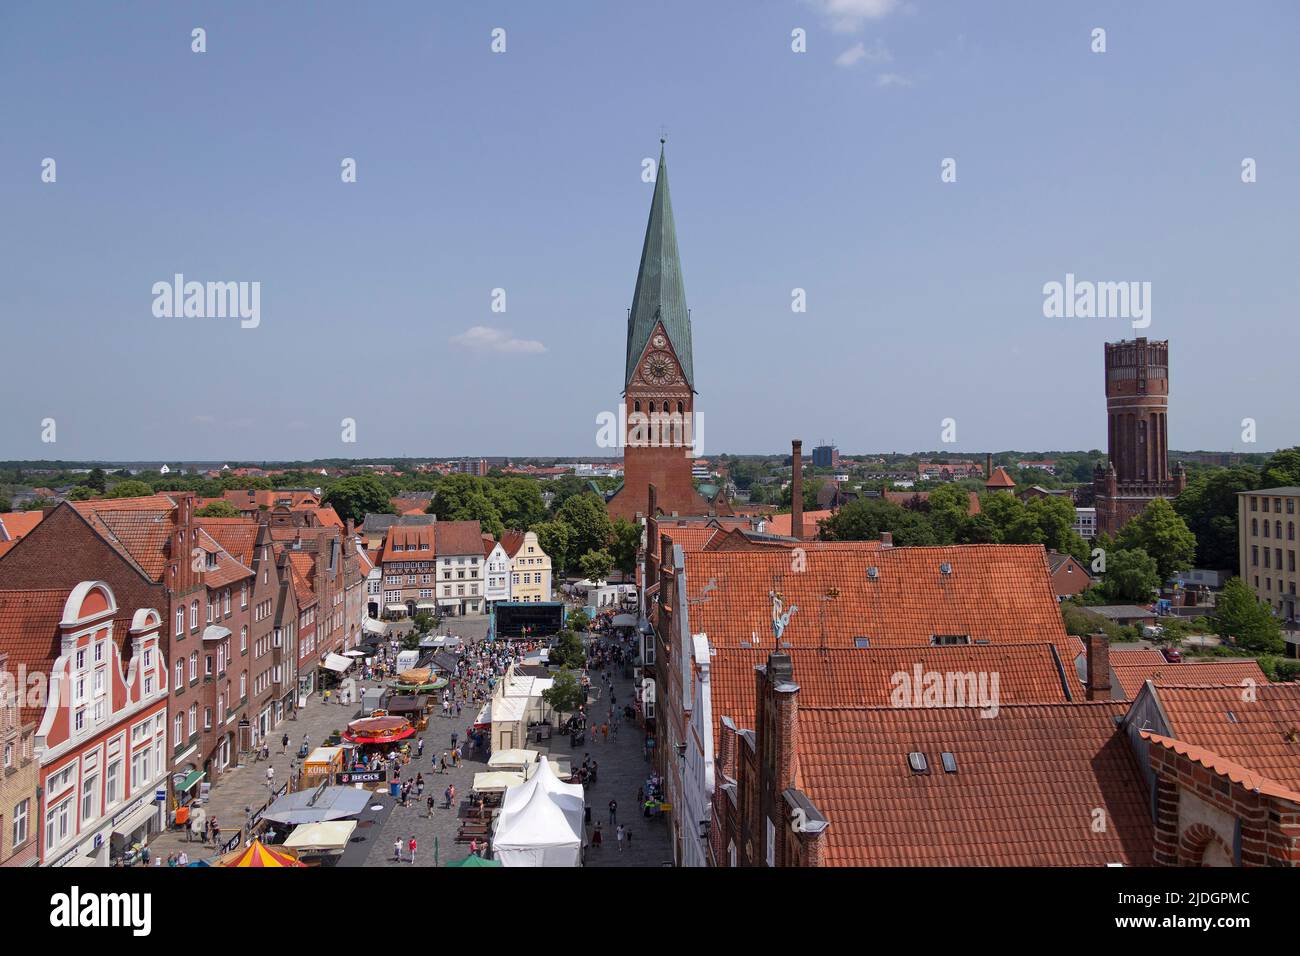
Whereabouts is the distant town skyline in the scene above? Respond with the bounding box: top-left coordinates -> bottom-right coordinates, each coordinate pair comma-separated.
3,2 -> 1297,460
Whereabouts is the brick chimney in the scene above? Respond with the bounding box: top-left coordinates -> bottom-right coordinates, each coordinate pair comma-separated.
791,440 -> 804,541
880,531 -> 893,548
1085,632 -> 1111,701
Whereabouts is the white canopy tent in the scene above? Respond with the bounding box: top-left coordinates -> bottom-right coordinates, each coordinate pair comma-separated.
472,771 -> 525,793
492,757 -> 585,868
322,653 -> 353,673
488,748 -> 538,772
283,820 -> 357,854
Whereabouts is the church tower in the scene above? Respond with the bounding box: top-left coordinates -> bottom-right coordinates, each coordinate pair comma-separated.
607,142 -> 727,521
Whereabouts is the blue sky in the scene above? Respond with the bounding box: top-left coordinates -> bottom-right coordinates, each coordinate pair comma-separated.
2,1 -> 1297,460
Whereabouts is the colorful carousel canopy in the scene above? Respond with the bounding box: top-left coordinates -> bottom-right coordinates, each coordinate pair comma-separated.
221,840 -> 306,867
343,715 -> 414,745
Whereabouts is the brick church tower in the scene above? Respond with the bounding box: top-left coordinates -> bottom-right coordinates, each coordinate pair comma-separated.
607,143 -> 729,521
1093,337 -> 1186,537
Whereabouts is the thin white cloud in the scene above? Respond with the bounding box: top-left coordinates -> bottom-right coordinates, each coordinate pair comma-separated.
450,325 -> 546,354
806,0 -> 902,34
835,39 -> 892,68
876,72 -> 914,88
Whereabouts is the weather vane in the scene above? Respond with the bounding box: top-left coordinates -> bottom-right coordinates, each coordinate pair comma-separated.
770,581 -> 798,644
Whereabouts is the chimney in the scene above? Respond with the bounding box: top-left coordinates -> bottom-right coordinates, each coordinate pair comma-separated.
791,439 -> 804,541
879,531 -> 893,548
1085,632 -> 1111,701
346,518 -> 355,537
986,453 -> 993,478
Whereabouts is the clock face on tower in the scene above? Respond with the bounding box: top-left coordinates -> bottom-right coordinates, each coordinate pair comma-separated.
642,351 -> 678,385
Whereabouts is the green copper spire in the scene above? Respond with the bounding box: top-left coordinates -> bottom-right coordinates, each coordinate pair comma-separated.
625,141 -> 694,389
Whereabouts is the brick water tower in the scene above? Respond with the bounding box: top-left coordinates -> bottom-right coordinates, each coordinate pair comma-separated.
1093,337 -> 1186,537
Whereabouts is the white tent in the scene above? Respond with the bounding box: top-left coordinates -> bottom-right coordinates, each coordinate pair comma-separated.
492,757 -> 585,868
488,748 -> 538,771
284,820 -> 357,854
472,771 -> 525,793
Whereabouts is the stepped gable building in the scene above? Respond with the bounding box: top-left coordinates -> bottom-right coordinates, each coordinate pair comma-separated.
1093,337 -> 1186,536
606,142 -> 729,522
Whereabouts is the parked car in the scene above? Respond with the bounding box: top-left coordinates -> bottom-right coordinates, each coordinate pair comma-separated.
1161,647 -> 1182,663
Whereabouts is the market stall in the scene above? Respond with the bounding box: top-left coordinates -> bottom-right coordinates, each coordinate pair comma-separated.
341,715 -> 415,748
491,757 -> 584,868
472,771 -> 526,794
283,820 -> 357,860
302,746 -> 345,785
220,840 -> 306,867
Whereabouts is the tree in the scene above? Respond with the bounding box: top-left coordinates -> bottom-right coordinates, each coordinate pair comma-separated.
1024,495 -> 1090,563
323,475 -> 393,525
609,518 -> 641,575
1213,577 -> 1284,653
955,512 -> 1000,544
429,474 -> 504,538
926,483 -> 973,543
820,498 -> 936,545
1115,498 -> 1197,582
568,608 -> 591,632
412,611 -> 434,634
195,500 -> 240,518
550,630 -> 586,668
532,520 -> 573,575
1101,548 -> 1161,602
579,549 -> 614,582
0,496 -> 10,513
86,467 -> 107,492
556,493 -> 612,558
779,476 -> 823,512
979,493 -> 1044,544
542,666 -> 585,720
1261,447 -> 1300,489
1174,467 -> 1258,574
106,480 -> 153,499
488,478 -> 547,529
65,486 -> 96,501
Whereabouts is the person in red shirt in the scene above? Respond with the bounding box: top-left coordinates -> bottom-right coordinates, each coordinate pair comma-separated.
408,836 -> 417,865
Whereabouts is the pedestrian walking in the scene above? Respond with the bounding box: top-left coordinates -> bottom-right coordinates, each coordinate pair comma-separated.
393,839 -> 402,862
281,733 -> 289,754
417,737 -> 425,757
408,836 -> 417,864
616,824 -> 625,851
265,766 -> 275,790
608,799 -> 617,825
426,794 -> 435,817
592,823 -> 603,849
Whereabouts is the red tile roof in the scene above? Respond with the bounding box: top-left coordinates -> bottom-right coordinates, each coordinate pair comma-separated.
1149,683 -> 1300,791
1140,732 -> 1300,803
0,511 -> 45,543
764,510 -> 834,537
985,466 -> 1017,488
195,529 -> 253,589
289,554 -> 318,608
1108,648 -> 1167,668
708,643 -> 1075,755
435,520 -> 486,556
658,526 -> 723,553
796,702 -> 1152,866
0,588 -> 70,723
1111,659 -> 1268,701
499,531 -> 527,559
70,497 -> 178,580
380,524 -> 436,563
195,517 -> 260,565
682,544 -> 1070,652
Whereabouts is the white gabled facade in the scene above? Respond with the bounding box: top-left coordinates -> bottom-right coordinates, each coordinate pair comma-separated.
484,541 -> 510,606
